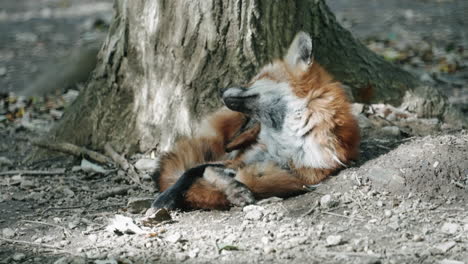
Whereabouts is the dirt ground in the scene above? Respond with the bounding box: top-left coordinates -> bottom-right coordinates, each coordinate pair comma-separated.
0,1 -> 467,264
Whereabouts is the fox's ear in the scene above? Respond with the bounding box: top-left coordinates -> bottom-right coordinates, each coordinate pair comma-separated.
284,32 -> 313,73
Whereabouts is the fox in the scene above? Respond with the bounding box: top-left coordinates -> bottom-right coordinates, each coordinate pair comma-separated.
151,32 -> 360,210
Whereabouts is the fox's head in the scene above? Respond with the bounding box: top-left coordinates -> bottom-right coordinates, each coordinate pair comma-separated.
221,32 -> 325,131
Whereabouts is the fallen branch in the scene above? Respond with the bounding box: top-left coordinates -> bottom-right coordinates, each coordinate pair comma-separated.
32,140 -> 111,164
0,236 -> 62,250
20,220 -> 71,236
0,169 -> 66,176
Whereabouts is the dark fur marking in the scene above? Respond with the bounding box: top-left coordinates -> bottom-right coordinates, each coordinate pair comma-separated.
151,163 -> 224,209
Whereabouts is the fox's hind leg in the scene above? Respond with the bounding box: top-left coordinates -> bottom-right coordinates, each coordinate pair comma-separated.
153,164 -> 254,210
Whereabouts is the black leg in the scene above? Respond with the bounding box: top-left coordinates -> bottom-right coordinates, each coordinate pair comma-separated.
151,164 -> 224,209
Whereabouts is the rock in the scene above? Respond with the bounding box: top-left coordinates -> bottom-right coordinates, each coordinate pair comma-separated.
365,167 -> 405,191
142,208 -> 172,226
134,158 -> 159,172
20,180 -> 35,189
94,259 -> 118,264
0,67 -> 7,77
12,253 -> 26,261
439,260 -> 464,264
434,241 -> 456,253
357,114 -> 373,129
0,156 -> 12,166
165,233 -> 182,243
441,222 -> 459,234
243,205 -> 264,220
351,103 -> 365,116
326,235 -> 343,246
384,210 -> 393,217
106,215 -> 145,235
127,197 -> 154,214
2,228 -> 15,238
80,159 -> 107,174
320,194 -> 339,208
381,126 -> 401,137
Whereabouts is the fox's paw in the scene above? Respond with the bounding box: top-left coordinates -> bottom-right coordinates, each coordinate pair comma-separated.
204,166 -> 255,207
151,189 -> 180,210
225,180 -> 256,206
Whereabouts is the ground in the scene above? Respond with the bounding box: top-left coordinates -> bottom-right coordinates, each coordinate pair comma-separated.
0,1 -> 467,264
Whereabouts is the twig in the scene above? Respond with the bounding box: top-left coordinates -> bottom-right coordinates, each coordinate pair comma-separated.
41,203 -> 91,215
322,211 -> 365,221
33,140 -> 111,164
0,169 -> 65,176
104,143 -> 152,190
0,236 -> 62,250
20,220 -> 71,236
104,143 -> 130,170
301,204 -> 318,217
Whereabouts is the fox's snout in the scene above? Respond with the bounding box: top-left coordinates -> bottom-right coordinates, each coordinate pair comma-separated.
221,86 -> 258,113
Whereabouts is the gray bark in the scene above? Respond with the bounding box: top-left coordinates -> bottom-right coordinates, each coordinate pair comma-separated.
43,0 -> 466,157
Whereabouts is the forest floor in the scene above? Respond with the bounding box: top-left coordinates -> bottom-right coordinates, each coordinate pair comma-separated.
0,0 -> 467,264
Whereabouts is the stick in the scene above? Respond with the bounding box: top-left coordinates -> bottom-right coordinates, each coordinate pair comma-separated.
104,143 -> 152,190
33,140 -> 111,164
41,203 -> 91,215
104,143 -> 130,170
0,169 -> 65,176
322,211 -> 365,221
20,220 -> 71,236
0,236 -> 62,250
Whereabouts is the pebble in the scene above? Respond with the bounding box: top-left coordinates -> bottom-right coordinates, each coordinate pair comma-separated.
326,235 -> 343,246
384,210 -> 393,217
435,241 -> 456,253
439,260 -> 464,264
2,228 -> 15,238
165,233 -> 182,243
12,253 -> 26,261
134,158 -> 159,172
0,156 -> 12,165
381,126 -> 401,137
320,194 -> 339,208
441,222 -> 459,234
127,197 -> 154,214
243,205 -> 264,220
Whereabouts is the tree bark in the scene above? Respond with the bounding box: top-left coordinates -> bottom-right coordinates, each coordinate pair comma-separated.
43,0 -> 466,157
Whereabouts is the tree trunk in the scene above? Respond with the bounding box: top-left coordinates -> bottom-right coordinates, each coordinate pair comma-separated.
44,0 -> 466,156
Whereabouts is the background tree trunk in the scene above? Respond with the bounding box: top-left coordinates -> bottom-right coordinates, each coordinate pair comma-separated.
45,0 -> 466,156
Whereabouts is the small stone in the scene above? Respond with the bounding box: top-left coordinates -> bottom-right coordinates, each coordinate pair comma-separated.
243,205 -> 264,220
20,180 -> 35,189
264,246 -> 275,254
435,241 -> 456,253
142,208 -> 172,226
376,200 -> 384,207
0,156 -> 12,166
381,126 -> 401,137
326,235 -> 343,246
12,253 -> 26,261
351,103 -> 365,116
165,233 -> 182,243
127,197 -> 154,214
412,235 -> 424,242
2,228 -> 15,238
384,210 -> 393,217
439,259 -> 464,264
320,194 -> 339,208
441,222 -> 459,234
134,158 -> 159,172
